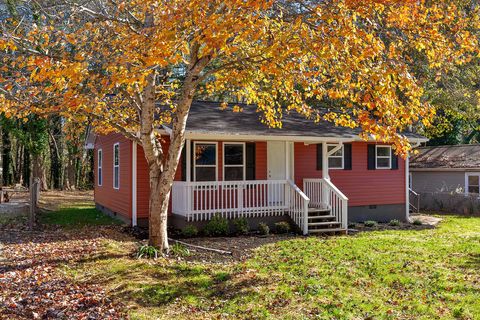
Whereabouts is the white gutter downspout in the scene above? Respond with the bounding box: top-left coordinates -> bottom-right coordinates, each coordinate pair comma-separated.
406,142 -> 421,221
132,141 -> 138,227
405,154 -> 410,222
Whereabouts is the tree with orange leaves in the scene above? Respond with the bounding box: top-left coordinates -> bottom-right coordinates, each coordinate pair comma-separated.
0,0 -> 478,251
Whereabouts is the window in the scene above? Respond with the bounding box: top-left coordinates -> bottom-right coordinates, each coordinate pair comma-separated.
375,145 -> 392,169
97,149 -> 103,186
194,142 -> 217,181
466,173 -> 480,194
224,143 -> 245,181
327,144 -> 344,169
113,143 -> 120,189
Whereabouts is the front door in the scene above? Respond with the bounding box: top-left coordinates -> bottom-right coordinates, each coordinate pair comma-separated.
267,141 -> 286,205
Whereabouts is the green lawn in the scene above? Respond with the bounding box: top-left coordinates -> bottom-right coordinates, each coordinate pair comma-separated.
66,215 -> 480,320
40,205 -> 123,227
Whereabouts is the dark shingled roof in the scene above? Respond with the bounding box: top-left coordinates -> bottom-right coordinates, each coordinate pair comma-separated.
410,144 -> 480,169
181,101 -> 426,140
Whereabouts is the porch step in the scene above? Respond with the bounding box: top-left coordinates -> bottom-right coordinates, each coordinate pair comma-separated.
308,228 -> 347,234
308,215 -> 336,222
308,221 -> 341,228
308,207 -> 331,216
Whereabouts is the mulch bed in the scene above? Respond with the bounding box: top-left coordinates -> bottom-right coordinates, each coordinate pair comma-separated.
173,234 -> 297,263
0,227 -> 127,319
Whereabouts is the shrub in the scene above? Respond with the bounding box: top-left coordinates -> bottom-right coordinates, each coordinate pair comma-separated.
364,220 -> 378,228
170,243 -> 190,257
233,217 -> 249,235
348,222 -> 357,229
412,219 -> 423,226
275,221 -> 291,234
182,225 -> 198,238
203,214 -> 229,236
137,245 -> 159,259
389,219 -> 400,226
258,222 -> 270,235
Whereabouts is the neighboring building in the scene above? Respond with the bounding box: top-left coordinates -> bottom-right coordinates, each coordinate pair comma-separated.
410,144 -> 480,215
90,101 -> 427,234
410,144 -> 480,195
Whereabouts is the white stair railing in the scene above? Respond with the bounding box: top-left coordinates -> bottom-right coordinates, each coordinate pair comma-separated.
304,178 -> 349,230
286,180 -> 310,235
409,188 -> 420,213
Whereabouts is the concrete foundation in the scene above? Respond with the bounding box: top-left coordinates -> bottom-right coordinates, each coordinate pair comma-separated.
348,203 -> 407,223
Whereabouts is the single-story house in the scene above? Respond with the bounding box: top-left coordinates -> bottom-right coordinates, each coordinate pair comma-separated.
90,101 -> 427,234
410,144 -> 480,195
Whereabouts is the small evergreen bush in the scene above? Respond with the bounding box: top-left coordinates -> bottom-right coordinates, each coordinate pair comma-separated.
275,221 -> 291,234
182,225 -> 198,238
389,219 -> 400,226
203,214 -> 229,236
412,219 -> 423,226
364,220 -> 378,228
233,217 -> 249,235
258,222 -> 270,235
348,222 -> 357,228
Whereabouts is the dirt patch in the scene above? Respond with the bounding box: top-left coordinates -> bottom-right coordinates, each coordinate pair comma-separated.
409,214 -> 443,226
171,234 -> 298,263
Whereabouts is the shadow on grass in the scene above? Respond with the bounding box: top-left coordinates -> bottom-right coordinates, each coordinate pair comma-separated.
92,260 -> 267,308
464,253 -> 480,270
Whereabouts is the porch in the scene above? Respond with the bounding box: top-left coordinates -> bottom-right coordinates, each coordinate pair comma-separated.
172,140 -> 349,234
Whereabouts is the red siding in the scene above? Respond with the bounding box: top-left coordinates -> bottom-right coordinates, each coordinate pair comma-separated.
136,137 -> 181,219
95,134 -> 405,222
94,134 -> 132,220
294,142 -> 405,206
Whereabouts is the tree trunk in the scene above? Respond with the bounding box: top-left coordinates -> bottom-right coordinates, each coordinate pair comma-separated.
2,130 -> 11,186
32,153 -> 48,191
139,42 -> 210,252
148,165 -> 170,250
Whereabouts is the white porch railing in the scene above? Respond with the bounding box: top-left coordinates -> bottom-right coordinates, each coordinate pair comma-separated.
172,180 -> 311,234
286,180 -> 310,235
304,178 -> 349,229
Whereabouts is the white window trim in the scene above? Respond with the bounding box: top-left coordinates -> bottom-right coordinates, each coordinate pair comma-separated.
193,141 -> 218,182
327,143 -> 344,170
223,142 -> 246,181
113,143 -> 120,190
465,172 -> 480,196
97,149 -> 103,187
375,145 -> 392,169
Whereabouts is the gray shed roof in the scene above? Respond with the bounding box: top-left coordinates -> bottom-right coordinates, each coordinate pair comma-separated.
410,144 -> 480,169
175,101 -> 426,141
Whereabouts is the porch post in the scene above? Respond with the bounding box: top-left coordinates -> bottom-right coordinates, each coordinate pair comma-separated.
186,139 -> 192,216
186,139 -> 191,182
322,142 -> 329,208
322,142 -> 329,180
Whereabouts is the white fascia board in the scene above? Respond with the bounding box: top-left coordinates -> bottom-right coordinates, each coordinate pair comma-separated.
410,168 -> 480,172
158,126 -> 428,144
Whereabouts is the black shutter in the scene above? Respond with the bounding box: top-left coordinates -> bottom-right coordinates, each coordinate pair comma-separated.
391,151 -> 399,170
316,144 -> 323,170
181,146 -> 186,181
344,143 -> 352,170
367,144 -> 376,170
246,142 -> 256,180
